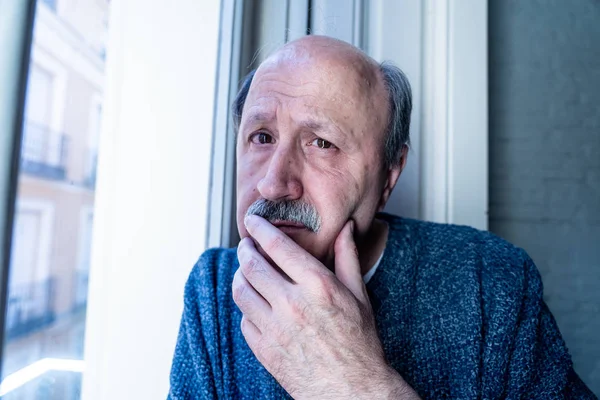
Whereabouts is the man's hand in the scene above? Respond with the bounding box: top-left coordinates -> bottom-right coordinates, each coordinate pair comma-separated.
232,215 -> 419,399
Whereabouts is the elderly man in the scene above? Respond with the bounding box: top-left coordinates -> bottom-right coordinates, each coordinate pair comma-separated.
168,36 -> 594,399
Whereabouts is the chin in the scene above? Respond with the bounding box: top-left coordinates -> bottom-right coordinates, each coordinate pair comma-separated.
280,227 -> 313,246
279,229 -> 322,257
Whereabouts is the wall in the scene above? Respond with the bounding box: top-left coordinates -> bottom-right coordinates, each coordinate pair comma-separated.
489,0 -> 600,394
81,0 -> 220,398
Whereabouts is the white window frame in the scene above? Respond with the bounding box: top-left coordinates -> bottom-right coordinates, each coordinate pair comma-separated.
420,0 -> 488,230
206,0 -> 243,249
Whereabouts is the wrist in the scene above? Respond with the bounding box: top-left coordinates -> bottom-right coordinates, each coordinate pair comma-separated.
378,365 -> 421,400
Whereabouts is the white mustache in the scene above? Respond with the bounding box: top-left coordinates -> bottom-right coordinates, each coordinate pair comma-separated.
245,199 -> 321,233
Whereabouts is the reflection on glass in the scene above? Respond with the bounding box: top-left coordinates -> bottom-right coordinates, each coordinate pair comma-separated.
1,0 -> 110,398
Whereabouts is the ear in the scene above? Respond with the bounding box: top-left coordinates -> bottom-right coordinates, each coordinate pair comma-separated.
378,145 -> 408,211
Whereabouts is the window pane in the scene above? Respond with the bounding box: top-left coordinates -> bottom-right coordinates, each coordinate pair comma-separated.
1,0 -> 110,399
24,65 -> 53,126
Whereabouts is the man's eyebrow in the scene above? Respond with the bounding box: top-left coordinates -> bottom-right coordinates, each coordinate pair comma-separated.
243,113 -> 348,138
243,112 -> 274,126
298,119 -> 325,131
298,118 -> 348,139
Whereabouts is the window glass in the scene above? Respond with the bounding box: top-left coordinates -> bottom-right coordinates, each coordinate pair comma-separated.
1,1 -> 110,398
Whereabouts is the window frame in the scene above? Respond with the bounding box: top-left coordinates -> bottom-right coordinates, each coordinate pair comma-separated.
205,0 -> 244,249
0,0 -> 37,380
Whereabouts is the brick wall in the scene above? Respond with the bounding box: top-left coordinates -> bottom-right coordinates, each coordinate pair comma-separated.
489,0 -> 600,394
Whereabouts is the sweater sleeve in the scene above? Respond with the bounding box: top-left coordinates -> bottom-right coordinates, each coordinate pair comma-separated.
167,256 -> 219,400
503,255 -> 596,399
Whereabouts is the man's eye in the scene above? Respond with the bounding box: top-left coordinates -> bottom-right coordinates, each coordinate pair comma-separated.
312,138 -> 334,149
251,132 -> 273,144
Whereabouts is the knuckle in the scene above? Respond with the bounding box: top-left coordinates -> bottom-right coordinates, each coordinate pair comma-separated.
265,234 -> 286,254
285,294 -> 308,321
240,316 -> 252,335
286,251 -> 308,270
311,273 -> 339,304
311,271 -> 334,293
240,255 -> 261,276
240,257 -> 266,280
232,275 -> 248,305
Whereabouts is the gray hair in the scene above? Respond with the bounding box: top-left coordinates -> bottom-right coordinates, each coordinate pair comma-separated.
232,61 -> 412,168
379,61 -> 412,167
245,198 -> 321,233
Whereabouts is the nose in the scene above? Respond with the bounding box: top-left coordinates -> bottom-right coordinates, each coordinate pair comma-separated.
256,146 -> 303,201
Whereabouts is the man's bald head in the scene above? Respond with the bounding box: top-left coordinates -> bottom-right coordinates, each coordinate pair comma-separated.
233,35 -> 412,168
260,36 -> 379,81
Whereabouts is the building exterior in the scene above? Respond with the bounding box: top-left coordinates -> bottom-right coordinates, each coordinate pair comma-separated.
2,0 -> 109,398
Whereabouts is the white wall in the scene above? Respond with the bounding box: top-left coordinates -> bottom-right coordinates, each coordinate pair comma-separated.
81,1 -> 220,399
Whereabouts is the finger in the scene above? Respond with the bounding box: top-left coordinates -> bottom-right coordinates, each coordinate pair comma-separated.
237,237 -> 291,303
241,316 -> 269,366
240,315 -> 262,348
334,220 -> 368,303
244,215 -> 327,284
232,266 -> 271,328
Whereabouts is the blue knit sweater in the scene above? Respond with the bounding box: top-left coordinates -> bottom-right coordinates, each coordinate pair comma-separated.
168,214 -> 595,399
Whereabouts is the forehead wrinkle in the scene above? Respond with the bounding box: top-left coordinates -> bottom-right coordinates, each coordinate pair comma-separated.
253,76 -> 321,90
245,111 -> 272,124
243,79 -> 363,146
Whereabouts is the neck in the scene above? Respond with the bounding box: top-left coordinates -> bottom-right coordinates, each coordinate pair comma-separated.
356,217 -> 389,276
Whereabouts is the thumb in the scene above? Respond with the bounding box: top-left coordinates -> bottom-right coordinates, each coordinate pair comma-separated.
334,220 -> 368,303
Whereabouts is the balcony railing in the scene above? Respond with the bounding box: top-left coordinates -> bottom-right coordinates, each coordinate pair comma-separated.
5,278 -> 56,340
20,121 -> 69,181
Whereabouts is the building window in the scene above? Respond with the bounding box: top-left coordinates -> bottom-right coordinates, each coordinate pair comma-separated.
5,202 -> 55,342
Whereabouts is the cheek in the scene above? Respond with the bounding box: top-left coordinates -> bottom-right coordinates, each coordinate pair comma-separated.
305,159 -> 382,231
237,151 -> 266,195
236,158 -> 262,237
304,166 -> 361,224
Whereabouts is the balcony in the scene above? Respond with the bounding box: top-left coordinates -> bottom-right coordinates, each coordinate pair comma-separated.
20,121 -> 69,181
5,278 -> 56,340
